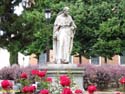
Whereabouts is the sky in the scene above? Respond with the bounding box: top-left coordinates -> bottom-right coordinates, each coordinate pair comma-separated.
14,3 -> 24,16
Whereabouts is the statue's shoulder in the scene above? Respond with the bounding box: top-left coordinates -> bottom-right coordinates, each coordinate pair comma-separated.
56,14 -> 63,20
68,15 -> 72,19
57,13 -> 63,17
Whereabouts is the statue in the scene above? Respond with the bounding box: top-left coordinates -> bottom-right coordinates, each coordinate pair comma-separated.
53,7 -> 76,64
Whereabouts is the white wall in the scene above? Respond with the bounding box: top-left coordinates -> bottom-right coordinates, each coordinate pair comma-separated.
18,52 -> 30,67
0,48 -> 30,69
0,48 -> 10,69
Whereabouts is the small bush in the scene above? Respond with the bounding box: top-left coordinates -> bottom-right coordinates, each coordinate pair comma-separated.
82,64 -> 125,90
0,65 -> 38,80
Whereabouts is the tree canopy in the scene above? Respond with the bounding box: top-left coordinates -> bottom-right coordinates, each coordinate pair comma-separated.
0,0 -> 125,64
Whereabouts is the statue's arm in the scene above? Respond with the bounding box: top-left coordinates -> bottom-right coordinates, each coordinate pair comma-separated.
70,17 -> 77,30
54,25 -> 61,34
53,16 -> 61,40
54,16 -> 61,32
70,17 -> 77,37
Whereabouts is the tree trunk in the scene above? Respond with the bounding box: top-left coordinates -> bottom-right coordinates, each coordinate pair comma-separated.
104,57 -> 107,63
9,51 -> 18,65
79,54 -> 82,64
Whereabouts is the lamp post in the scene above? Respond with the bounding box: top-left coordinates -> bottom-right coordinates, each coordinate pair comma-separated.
0,29 -> 6,37
45,8 -> 51,23
0,30 -> 4,36
44,8 -> 51,62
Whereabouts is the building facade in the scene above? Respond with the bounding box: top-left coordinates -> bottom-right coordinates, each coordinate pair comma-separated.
73,54 -> 125,65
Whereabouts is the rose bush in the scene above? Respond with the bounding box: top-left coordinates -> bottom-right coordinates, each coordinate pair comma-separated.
60,75 -> 71,87
39,89 -> 49,94
31,69 -> 39,75
87,85 -> 96,94
119,77 -> 125,92
12,69 -> 83,94
1,80 -> 13,90
120,77 -> 125,85
0,66 -> 84,94
61,87 -> 72,94
1,80 -> 13,94
20,73 -> 28,79
22,85 -> 36,93
74,89 -> 83,94
45,77 -> 52,83
37,71 -> 46,78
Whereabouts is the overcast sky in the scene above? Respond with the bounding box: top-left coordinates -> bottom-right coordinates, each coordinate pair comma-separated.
14,2 -> 24,16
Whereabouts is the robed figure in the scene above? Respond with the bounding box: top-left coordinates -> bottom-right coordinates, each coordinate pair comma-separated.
53,7 -> 76,64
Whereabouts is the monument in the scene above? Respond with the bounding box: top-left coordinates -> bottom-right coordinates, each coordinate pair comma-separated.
53,7 -> 76,64
39,7 -> 84,90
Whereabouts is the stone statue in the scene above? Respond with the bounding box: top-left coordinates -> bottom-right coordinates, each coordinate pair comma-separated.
53,7 -> 76,64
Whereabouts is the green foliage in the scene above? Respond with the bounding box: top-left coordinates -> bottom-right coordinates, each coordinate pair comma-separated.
71,0 -> 125,59
19,78 -> 30,87
37,81 -> 49,90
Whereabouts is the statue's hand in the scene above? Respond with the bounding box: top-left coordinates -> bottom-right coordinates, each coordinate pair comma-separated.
53,37 -> 57,40
57,26 -> 61,31
53,31 -> 59,40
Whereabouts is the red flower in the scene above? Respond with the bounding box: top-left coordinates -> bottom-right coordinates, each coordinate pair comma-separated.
31,69 -> 39,75
61,87 -> 72,94
115,92 -> 122,94
29,85 -> 36,93
46,77 -> 52,83
22,86 -> 29,93
22,85 -> 36,93
120,77 -> 125,84
39,89 -> 49,94
20,72 -> 28,79
60,75 -> 71,87
38,71 -> 46,78
74,89 -> 83,94
87,85 -> 96,94
1,80 -> 13,90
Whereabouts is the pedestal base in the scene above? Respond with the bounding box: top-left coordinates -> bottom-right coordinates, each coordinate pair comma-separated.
39,64 -> 85,90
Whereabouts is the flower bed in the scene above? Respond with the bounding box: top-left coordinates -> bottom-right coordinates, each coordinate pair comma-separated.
0,66 -> 85,94
0,64 -> 125,93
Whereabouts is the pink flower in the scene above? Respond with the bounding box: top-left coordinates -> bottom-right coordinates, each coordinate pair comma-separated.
120,77 -> 125,84
46,77 -> 52,83
38,71 -> 46,78
1,80 -> 13,90
22,85 -> 36,93
60,75 -> 71,87
61,87 -> 72,94
20,72 -> 28,79
115,92 -> 120,94
29,85 -> 36,93
22,86 -> 29,93
74,89 -> 83,94
31,69 -> 39,75
87,85 -> 96,94
39,89 -> 49,94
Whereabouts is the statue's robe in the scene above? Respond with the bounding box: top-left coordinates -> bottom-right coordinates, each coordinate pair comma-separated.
53,13 -> 76,64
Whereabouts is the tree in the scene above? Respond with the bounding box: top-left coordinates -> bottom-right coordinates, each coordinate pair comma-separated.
72,0 -> 125,62
0,0 -> 125,64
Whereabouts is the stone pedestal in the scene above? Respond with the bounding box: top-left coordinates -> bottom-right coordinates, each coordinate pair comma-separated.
39,64 -> 85,90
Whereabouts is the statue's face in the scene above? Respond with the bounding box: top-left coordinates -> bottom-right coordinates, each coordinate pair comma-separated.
63,10 -> 69,16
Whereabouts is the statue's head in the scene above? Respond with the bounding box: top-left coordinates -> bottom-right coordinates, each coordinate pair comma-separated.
63,7 -> 69,16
